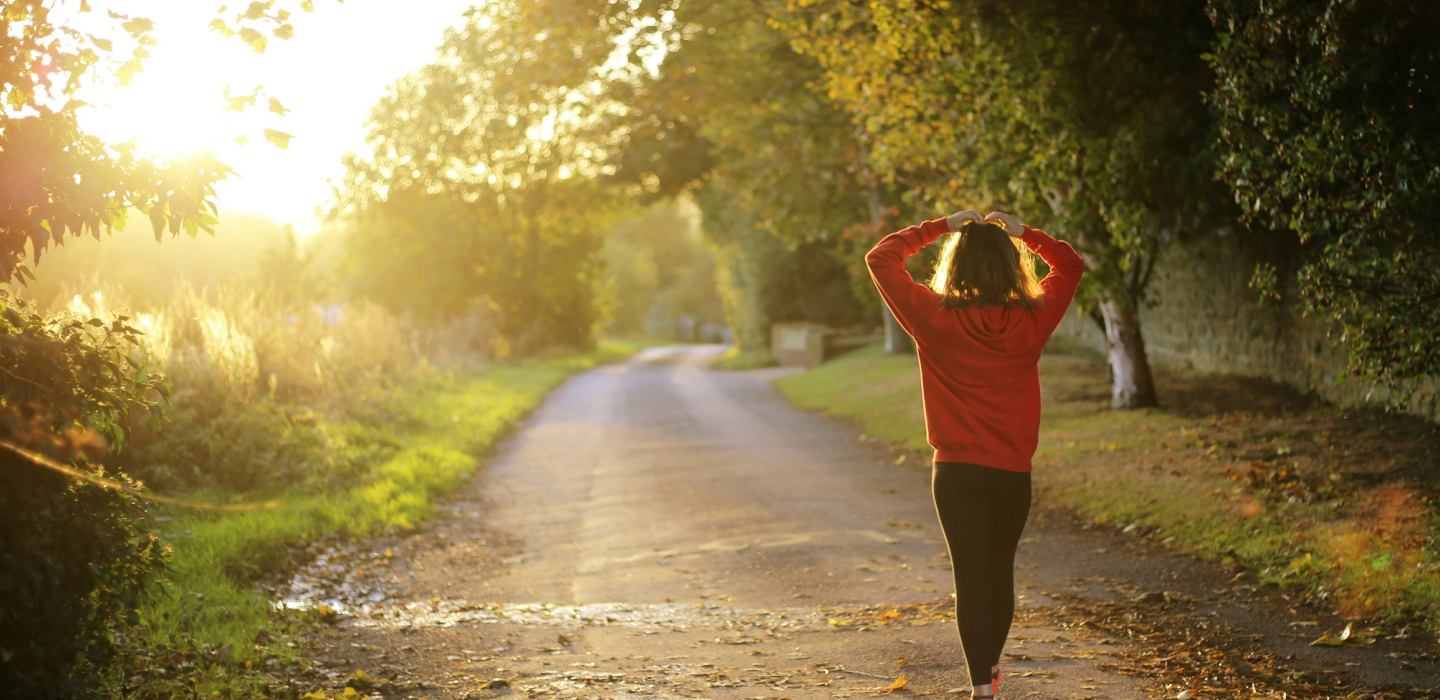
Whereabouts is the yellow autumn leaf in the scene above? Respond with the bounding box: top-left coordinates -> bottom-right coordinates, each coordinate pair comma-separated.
880,675 -> 908,693
264,129 -> 293,149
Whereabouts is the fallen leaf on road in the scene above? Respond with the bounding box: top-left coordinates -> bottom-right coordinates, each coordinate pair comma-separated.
1310,623 -> 1376,648
347,669 -> 374,690
878,676 -> 907,693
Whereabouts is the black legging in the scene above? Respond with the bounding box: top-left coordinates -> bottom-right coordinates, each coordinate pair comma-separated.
932,461 -> 1032,686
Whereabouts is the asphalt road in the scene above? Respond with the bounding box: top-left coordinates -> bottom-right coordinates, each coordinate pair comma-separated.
290,345 -> 1437,699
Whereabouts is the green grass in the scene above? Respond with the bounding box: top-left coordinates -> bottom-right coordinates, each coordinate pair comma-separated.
112,341 -> 643,697
776,344 -> 927,452
775,342 -> 1440,636
710,346 -> 780,370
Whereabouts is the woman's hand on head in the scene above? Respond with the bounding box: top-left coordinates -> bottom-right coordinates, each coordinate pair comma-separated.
985,211 -> 1025,238
945,209 -> 984,231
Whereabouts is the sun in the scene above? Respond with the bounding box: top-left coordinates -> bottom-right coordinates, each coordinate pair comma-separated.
76,13 -> 258,162
65,0 -> 478,236
81,87 -> 241,162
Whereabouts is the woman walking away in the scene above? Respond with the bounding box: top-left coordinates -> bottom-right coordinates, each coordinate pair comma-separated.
865,210 -> 1084,699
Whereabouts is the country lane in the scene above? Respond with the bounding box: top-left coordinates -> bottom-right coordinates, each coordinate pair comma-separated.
285,345 -> 1148,699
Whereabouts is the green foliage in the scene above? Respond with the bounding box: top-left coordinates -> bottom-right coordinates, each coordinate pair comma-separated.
0,290 -> 167,698
1208,0 -> 1440,399
0,452 -> 167,700
611,1 -> 884,345
339,0 -> 888,349
0,2 -> 377,695
601,201 -> 726,338
50,276 -> 457,496
0,0 -> 340,284
710,347 -> 780,371
118,400 -> 375,495
0,289 -> 164,448
781,0 -> 1233,405
337,0 -> 624,354
0,0 -> 329,280
699,187 -> 873,352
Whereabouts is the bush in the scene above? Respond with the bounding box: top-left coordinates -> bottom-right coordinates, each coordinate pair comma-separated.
0,447 -> 165,700
0,290 -> 167,698
117,400 -> 375,495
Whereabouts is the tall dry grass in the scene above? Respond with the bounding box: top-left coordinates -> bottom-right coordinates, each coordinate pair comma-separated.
53,276 -> 497,494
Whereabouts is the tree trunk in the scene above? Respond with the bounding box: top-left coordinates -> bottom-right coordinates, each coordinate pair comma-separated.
882,304 -> 914,354
1098,295 -> 1158,408
864,177 -> 913,354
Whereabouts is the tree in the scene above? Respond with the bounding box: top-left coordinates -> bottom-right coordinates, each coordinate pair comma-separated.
782,0 -> 1229,407
603,0 -> 899,351
1208,0 -> 1440,403
601,200 -> 726,339
336,1 -> 623,353
0,2 -> 334,692
656,1 -> 889,348
1,3 -> 224,280
458,0 -> 896,354
1,0 -> 324,280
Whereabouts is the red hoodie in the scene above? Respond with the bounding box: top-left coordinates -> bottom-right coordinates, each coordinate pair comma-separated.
865,218 -> 1085,472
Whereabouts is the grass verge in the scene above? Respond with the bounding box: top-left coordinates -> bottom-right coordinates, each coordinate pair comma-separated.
774,342 -> 1440,637
710,346 -> 779,371
107,340 -> 644,698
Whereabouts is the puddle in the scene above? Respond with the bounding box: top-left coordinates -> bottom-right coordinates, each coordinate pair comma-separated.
275,538 -> 952,634
276,537 -> 962,698
274,540 -> 826,631
344,599 -> 824,631
503,660 -> 862,699
275,543 -> 394,615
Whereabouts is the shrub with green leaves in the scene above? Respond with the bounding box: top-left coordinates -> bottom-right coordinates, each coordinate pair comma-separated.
1209,0 -> 1440,401
0,290 -> 168,698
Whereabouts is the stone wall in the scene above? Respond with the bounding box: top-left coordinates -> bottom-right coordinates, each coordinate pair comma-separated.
1052,232 -> 1440,420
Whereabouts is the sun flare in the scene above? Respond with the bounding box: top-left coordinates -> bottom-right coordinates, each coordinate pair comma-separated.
67,0 -> 475,236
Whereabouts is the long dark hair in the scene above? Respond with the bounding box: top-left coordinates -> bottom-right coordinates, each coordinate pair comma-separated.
928,220 -> 1043,310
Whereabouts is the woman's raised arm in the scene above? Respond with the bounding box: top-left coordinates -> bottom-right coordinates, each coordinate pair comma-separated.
865,214 -> 969,336
1018,226 -> 1085,334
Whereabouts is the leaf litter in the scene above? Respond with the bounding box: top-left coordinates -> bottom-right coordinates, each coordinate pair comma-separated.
1020,586 -> 1434,699
278,508 -> 1433,699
